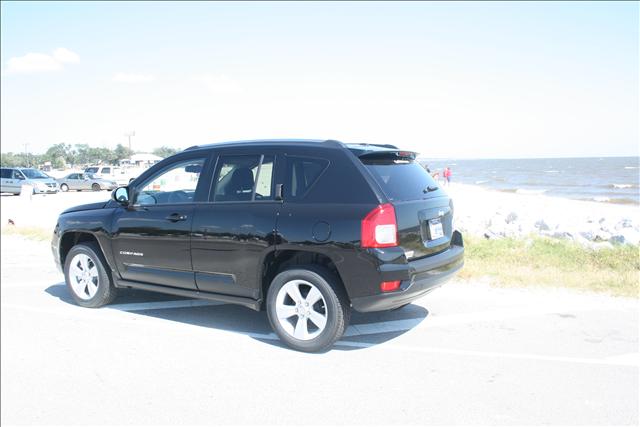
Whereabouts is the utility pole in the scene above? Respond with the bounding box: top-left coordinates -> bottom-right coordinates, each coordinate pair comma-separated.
124,131 -> 136,153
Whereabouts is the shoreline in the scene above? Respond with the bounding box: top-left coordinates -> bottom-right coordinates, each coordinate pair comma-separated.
445,182 -> 640,247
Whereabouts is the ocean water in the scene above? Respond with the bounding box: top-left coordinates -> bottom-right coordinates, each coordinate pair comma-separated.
419,156 -> 640,205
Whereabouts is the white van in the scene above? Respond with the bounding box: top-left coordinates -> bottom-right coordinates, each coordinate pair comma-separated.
84,166 -> 143,186
0,167 -> 59,194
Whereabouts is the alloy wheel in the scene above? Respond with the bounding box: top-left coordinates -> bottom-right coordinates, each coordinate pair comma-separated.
68,253 -> 99,300
275,279 -> 328,340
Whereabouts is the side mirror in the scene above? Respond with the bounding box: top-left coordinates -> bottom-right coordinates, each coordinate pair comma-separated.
112,186 -> 130,205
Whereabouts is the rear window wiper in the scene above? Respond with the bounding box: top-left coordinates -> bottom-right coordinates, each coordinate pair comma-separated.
423,185 -> 438,193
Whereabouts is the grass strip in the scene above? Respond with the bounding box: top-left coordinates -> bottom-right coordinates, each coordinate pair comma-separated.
458,236 -> 640,297
1,226 -> 52,241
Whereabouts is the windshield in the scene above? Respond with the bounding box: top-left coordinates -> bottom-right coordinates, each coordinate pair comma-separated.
85,167 -> 99,174
20,169 -> 49,179
363,159 -> 440,201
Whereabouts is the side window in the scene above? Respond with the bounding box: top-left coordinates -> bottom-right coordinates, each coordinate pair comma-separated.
69,173 -> 79,180
254,156 -> 274,200
12,170 -> 24,180
102,167 -> 111,174
211,155 -> 274,202
136,158 -> 205,206
0,169 -> 11,179
286,157 -> 329,200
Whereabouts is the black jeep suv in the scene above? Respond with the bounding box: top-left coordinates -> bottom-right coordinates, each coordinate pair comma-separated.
52,139 -> 464,352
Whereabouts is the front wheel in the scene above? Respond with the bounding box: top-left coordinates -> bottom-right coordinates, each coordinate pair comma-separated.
60,183 -> 69,192
91,183 -> 101,191
266,266 -> 350,352
64,242 -> 117,308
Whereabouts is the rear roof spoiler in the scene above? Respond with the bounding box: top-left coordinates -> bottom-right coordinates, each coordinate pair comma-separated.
358,150 -> 417,161
346,144 -> 416,160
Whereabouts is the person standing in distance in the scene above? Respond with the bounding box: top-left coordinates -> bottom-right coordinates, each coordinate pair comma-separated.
443,166 -> 452,186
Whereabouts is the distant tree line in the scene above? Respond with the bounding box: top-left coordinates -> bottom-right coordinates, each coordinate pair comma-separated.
0,143 -> 180,168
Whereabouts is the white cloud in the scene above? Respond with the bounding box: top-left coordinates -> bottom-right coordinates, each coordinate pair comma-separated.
112,72 -> 156,83
52,47 -> 80,64
5,48 -> 80,74
193,74 -> 242,94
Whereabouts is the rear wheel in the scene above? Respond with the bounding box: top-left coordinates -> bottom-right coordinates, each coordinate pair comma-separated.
266,266 -> 350,352
91,183 -> 101,191
64,242 -> 117,308
60,183 -> 69,192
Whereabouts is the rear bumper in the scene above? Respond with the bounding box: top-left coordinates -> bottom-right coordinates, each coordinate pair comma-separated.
351,231 -> 464,312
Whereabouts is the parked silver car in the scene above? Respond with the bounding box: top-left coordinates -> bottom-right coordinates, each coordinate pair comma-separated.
57,173 -> 118,192
0,167 -> 59,194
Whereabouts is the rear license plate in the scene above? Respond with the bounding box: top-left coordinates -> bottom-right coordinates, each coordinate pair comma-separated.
428,218 -> 444,240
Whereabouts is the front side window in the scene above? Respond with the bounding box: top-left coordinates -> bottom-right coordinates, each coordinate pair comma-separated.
102,167 -> 111,174
69,173 -> 79,180
12,170 -> 24,180
212,155 -> 274,202
136,158 -> 205,206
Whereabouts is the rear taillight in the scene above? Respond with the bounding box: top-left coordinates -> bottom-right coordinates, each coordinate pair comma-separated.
380,280 -> 401,292
361,203 -> 398,248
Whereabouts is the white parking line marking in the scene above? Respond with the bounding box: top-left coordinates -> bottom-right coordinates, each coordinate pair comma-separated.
343,303 -> 602,338
345,317 -> 424,337
333,341 -> 640,367
604,353 -> 640,366
108,299 -> 224,311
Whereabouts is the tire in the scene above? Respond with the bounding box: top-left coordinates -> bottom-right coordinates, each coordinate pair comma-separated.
91,183 -> 101,191
60,184 -> 69,192
266,266 -> 351,352
64,242 -> 117,308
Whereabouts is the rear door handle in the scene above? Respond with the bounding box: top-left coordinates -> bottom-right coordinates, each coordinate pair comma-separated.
165,213 -> 187,222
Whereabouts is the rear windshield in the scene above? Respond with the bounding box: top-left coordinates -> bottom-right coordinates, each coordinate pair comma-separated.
363,159 -> 439,201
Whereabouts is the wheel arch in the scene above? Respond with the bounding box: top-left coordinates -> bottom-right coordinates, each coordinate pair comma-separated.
260,248 -> 349,310
59,231 -> 106,267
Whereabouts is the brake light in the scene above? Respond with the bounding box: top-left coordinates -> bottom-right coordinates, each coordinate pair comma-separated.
380,280 -> 401,292
361,203 -> 398,248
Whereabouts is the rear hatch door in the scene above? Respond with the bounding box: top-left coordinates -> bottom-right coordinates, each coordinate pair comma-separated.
354,148 -> 453,259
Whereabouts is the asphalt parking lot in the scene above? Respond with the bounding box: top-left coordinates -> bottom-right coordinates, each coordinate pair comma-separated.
1,233 -> 638,425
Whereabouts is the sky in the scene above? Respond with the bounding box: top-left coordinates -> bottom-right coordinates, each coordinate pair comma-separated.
1,1 -> 638,159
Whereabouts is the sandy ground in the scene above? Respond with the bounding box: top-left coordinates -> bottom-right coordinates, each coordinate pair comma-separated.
1,234 -> 638,425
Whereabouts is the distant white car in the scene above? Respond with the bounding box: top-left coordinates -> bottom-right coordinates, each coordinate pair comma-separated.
57,173 -> 118,192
